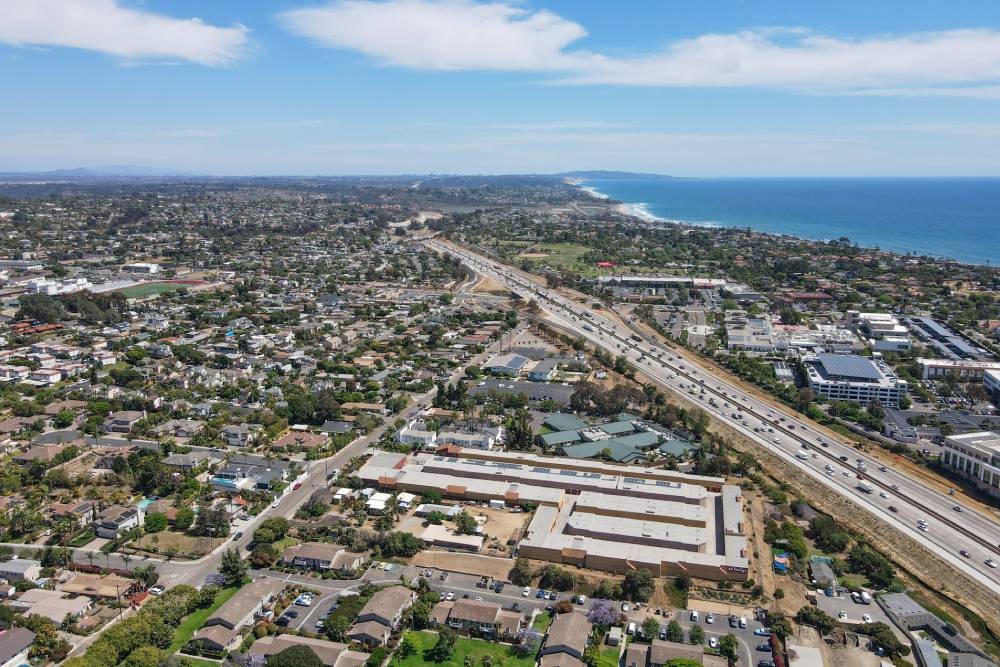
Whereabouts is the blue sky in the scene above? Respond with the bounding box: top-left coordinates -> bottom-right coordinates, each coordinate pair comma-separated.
3,0 -> 1000,176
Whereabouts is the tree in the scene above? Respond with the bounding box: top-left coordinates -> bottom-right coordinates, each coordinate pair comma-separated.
622,569 -> 654,602
174,507 -> 194,532
688,625 -> 705,645
587,599 -> 619,629
847,543 -> 895,588
133,564 -> 159,588
718,634 -> 738,661
505,409 -> 533,451
429,627 -> 457,661
642,616 -> 661,641
267,645 -> 324,667
857,622 -> 910,659
453,511 -> 478,535
251,544 -> 277,568
508,559 -> 532,587
795,606 -> 838,635
795,388 -> 814,412
398,634 -> 417,659
218,548 -> 247,587
808,515 -> 850,553
54,410 -> 75,428
144,512 -> 167,533
767,611 -> 792,640
675,574 -> 692,591
665,620 -> 684,643
325,615 -> 350,642
426,510 -> 446,525
121,646 -> 163,667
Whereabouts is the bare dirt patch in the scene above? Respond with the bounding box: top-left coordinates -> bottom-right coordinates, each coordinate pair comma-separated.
134,530 -> 215,558
410,552 -> 515,581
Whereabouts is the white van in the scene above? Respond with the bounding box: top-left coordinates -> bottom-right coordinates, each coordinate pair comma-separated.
626,622 -> 637,636
690,611 -> 700,622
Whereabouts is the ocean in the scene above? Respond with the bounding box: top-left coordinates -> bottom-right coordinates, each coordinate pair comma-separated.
579,178 -> 1000,266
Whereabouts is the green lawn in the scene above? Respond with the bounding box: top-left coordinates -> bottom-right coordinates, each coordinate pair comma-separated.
118,282 -> 185,299
592,645 -> 621,667
168,586 -> 239,654
69,529 -> 96,547
396,630 -> 536,667
175,658 -> 221,666
272,536 -> 299,553
532,611 -> 554,632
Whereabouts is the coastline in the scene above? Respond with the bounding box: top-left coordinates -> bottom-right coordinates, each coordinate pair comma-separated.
572,179 -> 991,266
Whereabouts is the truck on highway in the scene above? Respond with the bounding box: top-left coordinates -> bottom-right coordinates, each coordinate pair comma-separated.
857,480 -> 874,494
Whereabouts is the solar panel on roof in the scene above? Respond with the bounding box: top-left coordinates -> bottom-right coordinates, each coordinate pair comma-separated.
531,466 -> 551,473
623,476 -> 646,484
559,469 -> 578,476
584,472 -> 601,479
655,480 -> 679,488
816,354 -> 882,380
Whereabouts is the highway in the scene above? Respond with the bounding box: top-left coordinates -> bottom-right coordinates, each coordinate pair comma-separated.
423,237 -> 1000,595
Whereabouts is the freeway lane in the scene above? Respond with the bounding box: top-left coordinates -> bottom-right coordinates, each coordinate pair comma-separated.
423,238 -> 1000,595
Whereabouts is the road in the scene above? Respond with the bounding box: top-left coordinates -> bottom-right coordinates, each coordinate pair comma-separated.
423,237 -> 1000,595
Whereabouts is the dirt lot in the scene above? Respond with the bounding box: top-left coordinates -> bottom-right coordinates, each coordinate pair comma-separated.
410,552 -> 515,581
795,626 -> 882,667
398,506 -> 529,556
134,530 -> 215,557
471,275 -> 510,295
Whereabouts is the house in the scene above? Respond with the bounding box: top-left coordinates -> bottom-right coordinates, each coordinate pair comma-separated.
0,559 -> 41,583
162,450 -> 215,471
194,578 -> 284,651
49,500 -> 95,528
248,635 -> 368,667
482,353 -> 529,377
93,504 -> 143,539
347,586 -> 416,647
625,640 -> 704,667
56,572 -> 135,599
220,424 -> 260,448
101,410 -> 145,433
397,418 -> 437,448
13,444 -> 64,464
210,457 -> 289,493
438,426 -> 504,451
281,542 -> 365,572
8,588 -> 91,624
539,611 -> 591,666
0,627 -> 35,666
272,431 -> 328,450
151,418 -> 203,439
435,598 -> 522,639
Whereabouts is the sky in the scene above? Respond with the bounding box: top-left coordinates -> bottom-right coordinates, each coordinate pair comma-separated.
2,0 -> 1000,176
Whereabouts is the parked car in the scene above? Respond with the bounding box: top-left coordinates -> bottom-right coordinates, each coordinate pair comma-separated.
148,585 -> 165,596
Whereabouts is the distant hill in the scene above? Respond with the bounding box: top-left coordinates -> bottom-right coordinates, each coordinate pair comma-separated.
557,170 -> 673,181
0,165 -> 193,181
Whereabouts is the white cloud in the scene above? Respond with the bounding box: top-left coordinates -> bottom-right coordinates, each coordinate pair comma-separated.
0,0 -> 248,66
278,1 -> 1000,95
278,0 -> 594,70
840,85 -> 1000,99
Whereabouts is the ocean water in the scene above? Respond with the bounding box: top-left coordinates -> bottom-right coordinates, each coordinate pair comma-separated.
581,178 -> 1000,266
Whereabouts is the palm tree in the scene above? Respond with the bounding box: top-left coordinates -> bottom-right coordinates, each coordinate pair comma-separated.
121,553 -> 132,572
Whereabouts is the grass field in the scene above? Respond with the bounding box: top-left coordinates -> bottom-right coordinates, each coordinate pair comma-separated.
513,242 -> 593,272
397,630 -> 536,667
118,282 -> 186,299
168,586 -> 239,654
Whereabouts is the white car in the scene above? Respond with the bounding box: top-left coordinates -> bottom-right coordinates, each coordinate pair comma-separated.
148,585 -> 165,596
879,491 -> 889,499
621,603 -> 630,613
708,637 -> 719,649
987,559 -> 998,569
862,614 -> 872,623
446,592 -> 455,601
522,587 -> 531,597
838,610 -> 847,619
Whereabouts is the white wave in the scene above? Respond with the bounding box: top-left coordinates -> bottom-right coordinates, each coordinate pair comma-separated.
577,185 -> 608,200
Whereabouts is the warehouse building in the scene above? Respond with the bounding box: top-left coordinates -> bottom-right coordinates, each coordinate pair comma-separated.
357,448 -> 747,581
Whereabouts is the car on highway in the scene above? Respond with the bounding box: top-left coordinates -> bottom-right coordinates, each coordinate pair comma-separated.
960,550 -> 971,558
987,559 -> 998,569
953,505 -> 964,512
888,505 -> 898,512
